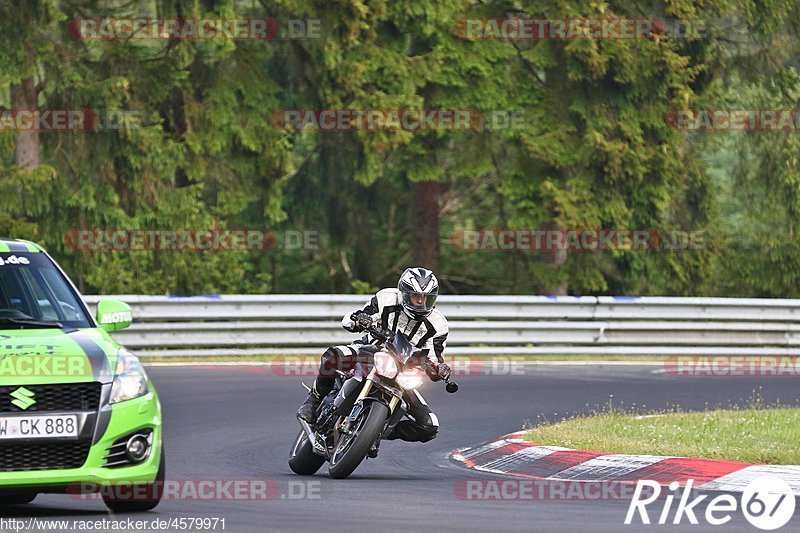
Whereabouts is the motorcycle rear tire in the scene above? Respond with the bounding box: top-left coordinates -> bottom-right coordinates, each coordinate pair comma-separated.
289,429 -> 326,475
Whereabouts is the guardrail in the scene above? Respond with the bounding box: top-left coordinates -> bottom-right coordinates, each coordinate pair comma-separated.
82,295 -> 800,357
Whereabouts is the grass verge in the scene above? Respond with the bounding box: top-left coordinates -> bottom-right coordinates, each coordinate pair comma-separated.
525,403 -> 800,464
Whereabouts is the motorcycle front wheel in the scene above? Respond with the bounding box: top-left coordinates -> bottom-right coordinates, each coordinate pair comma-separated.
328,401 -> 388,479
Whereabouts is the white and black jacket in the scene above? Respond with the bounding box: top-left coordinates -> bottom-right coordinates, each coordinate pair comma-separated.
341,288 -> 449,364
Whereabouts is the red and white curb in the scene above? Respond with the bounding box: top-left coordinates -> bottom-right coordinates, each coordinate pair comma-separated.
451,432 -> 800,495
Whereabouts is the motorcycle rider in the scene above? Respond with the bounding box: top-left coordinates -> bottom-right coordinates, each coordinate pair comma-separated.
296,267 -> 451,444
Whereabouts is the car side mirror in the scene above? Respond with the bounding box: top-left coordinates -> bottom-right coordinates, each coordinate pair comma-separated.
96,299 -> 133,332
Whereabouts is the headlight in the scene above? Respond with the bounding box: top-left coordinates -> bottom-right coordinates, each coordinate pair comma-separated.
110,349 -> 149,404
373,351 -> 398,378
396,370 -> 423,390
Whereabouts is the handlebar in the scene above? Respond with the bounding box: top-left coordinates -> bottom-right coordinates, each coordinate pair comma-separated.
351,312 -> 392,342
417,353 -> 459,394
351,312 -> 459,393
369,325 -> 394,342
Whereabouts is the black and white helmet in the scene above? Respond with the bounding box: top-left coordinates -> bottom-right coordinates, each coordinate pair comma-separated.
398,267 -> 439,320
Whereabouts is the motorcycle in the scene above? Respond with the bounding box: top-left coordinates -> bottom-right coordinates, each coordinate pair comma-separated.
288,316 -> 458,479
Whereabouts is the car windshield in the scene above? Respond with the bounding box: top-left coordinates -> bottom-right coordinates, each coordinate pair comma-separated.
0,252 -> 91,328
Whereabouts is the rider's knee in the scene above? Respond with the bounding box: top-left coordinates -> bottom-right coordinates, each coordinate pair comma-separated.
320,346 -> 342,376
417,423 -> 438,442
356,344 -> 379,365
321,346 -> 341,362
416,412 -> 439,442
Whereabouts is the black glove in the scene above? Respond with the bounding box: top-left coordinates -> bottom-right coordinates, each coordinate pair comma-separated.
434,362 -> 452,381
350,311 -> 373,331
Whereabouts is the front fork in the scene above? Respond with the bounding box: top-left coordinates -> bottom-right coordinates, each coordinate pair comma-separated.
355,370 -> 402,412
342,370 -> 401,432
354,373 -> 375,403
388,395 -> 400,412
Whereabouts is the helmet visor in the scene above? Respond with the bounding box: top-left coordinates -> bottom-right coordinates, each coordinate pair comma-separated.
401,291 -> 437,313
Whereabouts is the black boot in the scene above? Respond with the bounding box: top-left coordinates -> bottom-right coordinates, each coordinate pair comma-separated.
296,380 -> 330,423
296,391 -> 321,423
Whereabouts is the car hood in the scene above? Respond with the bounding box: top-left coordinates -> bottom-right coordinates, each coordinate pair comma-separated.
0,328 -> 118,385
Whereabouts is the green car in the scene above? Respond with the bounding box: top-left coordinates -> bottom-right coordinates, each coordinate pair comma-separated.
0,238 -> 164,512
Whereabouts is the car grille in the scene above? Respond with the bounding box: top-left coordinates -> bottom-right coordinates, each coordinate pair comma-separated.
0,382 -> 102,412
0,440 -> 92,471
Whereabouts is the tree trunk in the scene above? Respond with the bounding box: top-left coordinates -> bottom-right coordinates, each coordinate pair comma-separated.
540,45 -> 570,295
11,75 -> 39,171
412,180 -> 441,272
542,221 -> 568,295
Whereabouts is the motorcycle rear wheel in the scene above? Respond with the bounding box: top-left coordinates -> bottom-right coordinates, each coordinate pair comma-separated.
288,430 -> 326,475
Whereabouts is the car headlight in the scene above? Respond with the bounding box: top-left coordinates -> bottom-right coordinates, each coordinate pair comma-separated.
373,351 -> 398,378
396,370 -> 423,390
110,349 -> 149,404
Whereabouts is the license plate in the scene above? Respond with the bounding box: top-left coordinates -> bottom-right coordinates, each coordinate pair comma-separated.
0,415 -> 78,439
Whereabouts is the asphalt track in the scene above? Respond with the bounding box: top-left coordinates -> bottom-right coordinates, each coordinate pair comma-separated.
3,364 -> 800,533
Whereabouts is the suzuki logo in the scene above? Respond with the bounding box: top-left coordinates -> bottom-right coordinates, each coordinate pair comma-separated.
10,387 -> 35,410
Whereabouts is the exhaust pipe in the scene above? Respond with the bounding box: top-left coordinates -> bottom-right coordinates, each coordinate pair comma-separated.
298,418 -> 315,441
298,418 -> 326,456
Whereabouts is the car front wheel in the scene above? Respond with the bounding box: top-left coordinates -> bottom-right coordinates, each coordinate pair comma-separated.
0,491 -> 37,505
